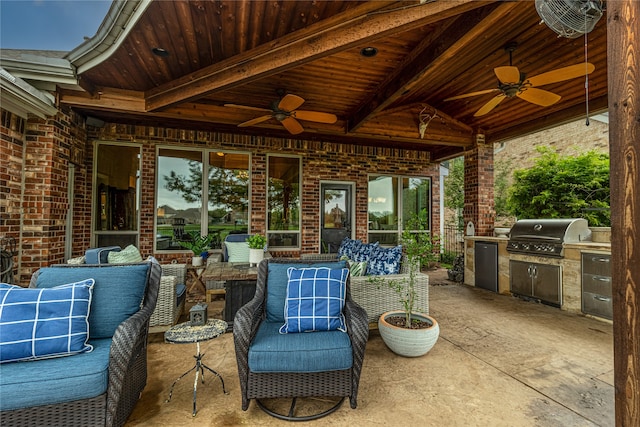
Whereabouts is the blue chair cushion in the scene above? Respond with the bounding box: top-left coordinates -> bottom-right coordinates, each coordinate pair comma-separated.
366,245 -> 403,275
265,261 -> 347,323
35,263 -> 150,339
280,267 -> 348,333
248,321 -> 353,373
0,280 -> 94,363
0,338 -> 111,411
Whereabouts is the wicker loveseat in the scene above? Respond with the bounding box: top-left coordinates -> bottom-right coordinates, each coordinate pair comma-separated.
0,261 -> 160,427
301,251 -> 429,324
233,258 -> 369,419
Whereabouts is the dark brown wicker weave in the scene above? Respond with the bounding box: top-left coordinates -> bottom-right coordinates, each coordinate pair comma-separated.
233,258 -> 369,412
0,262 -> 161,427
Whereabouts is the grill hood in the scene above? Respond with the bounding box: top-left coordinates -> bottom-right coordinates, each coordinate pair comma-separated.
507,218 -> 592,257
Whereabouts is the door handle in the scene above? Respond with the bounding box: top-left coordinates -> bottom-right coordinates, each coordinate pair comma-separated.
594,276 -> 611,283
594,295 -> 611,302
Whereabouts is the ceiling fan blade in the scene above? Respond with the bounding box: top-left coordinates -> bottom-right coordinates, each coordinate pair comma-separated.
292,110 -> 337,124
278,94 -> 305,112
474,94 -> 506,117
224,103 -> 271,113
238,115 -> 273,127
494,66 -> 521,84
444,88 -> 499,101
517,87 -> 561,106
281,117 -> 304,134
527,63 -> 595,87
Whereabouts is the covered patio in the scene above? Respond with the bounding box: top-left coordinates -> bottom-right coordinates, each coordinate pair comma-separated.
0,0 -> 638,424
129,269 -> 614,426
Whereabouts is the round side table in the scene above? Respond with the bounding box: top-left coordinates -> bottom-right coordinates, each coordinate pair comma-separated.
164,318 -> 229,416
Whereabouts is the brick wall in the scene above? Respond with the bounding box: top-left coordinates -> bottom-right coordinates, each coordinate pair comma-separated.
90,124 -> 440,263
463,138 -> 494,236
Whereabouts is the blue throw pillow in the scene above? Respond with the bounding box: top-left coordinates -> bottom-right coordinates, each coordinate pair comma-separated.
352,241 -> 378,262
338,237 -> 360,260
0,280 -> 94,363
279,267 -> 349,334
366,245 -> 403,275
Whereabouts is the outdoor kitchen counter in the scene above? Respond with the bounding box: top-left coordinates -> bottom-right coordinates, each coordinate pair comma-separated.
464,235 -> 611,321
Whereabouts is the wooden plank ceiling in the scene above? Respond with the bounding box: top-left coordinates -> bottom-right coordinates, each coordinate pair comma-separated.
60,0 -> 608,162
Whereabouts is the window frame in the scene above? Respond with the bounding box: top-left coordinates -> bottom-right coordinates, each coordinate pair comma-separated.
266,154 -> 302,251
154,146 -> 252,253
367,174 -> 432,245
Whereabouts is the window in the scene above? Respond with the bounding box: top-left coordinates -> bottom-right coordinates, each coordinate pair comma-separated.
93,143 -> 141,248
267,155 -> 300,249
156,148 -> 250,252
368,175 -> 431,245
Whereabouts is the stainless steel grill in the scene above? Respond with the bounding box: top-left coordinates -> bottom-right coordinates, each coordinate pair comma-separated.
506,218 -> 592,258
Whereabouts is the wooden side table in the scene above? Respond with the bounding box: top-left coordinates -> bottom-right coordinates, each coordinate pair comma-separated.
186,264 -> 206,294
164,319 -> 229,416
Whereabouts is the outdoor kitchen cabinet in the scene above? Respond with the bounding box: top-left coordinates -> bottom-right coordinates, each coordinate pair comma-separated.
510,260 -> 561,306
582,253 -> 612,319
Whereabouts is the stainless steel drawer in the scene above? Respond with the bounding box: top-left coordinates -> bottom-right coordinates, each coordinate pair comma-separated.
582,273 -> 612,296
582,291 -> 613,320
582,253 -> 611,276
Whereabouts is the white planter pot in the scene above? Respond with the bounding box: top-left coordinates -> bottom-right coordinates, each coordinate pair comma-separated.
249,248 -> 264,266
378,311 -> 439,357
192,256 -> 203,267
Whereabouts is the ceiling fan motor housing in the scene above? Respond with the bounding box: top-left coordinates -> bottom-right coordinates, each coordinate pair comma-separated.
535,0 -> 603,39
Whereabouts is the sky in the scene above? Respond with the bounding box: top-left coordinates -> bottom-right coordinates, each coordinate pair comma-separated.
0,0 -> 111,51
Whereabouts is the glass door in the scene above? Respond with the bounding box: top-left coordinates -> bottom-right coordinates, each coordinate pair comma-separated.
320,183 -> 353,253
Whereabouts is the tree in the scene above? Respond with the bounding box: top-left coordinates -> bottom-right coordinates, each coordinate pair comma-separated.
507,148 -> 610,226
443,156 -> 464,229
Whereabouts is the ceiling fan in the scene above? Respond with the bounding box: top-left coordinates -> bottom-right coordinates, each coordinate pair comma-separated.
444,42 -> 595,117
224,91 -> 337,135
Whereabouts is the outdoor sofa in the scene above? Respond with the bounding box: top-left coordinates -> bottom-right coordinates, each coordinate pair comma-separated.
302,237 -> 429,324
0,261 -> 161,427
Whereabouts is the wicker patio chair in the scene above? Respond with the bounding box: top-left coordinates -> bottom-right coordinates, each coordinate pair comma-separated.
233,258 -> 369,420
149,263 -> 187,333
1,262 -> 161,427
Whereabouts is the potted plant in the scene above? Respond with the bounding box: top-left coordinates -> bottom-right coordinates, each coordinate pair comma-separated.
179,231 -> 214,266
377,211 -> 440,357
246,234 -> 267,266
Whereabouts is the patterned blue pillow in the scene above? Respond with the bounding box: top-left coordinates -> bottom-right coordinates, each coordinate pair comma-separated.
279,267 -> 349,333
338,238 -> 360,260
352,241 -> 378,262
366,245 -> 403,275
0,280 -> 94,363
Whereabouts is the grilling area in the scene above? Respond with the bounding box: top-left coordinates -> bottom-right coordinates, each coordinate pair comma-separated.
465,220 -> 612,321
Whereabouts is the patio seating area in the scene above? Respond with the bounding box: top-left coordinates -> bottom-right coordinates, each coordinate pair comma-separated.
127,268 -> 614,426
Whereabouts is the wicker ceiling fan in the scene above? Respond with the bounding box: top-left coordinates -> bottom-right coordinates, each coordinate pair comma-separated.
225,90 -> 337,135
444,42 -> 595,117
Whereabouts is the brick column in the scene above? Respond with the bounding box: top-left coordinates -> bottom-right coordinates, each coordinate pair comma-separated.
463,134 -> 495,237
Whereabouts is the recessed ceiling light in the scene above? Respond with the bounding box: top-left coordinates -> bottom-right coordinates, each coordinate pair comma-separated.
152,47 -> 169,57
360,47 -> 378,57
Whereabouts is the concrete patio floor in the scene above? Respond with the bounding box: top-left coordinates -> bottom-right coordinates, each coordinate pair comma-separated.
126,268 -> 614,426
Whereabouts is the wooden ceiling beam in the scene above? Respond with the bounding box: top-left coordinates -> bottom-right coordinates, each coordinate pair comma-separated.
59,88 -> 146,113
144,0 -> 493,111
348,2 -> 513,132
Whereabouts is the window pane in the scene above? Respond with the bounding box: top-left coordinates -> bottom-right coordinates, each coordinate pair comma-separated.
368,175 -> 398,245
156,149 -> 203,251
268,156 -> 300,248
402,177 -> 431,230
207,151 -> 250,246
95,144 -> 140,233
